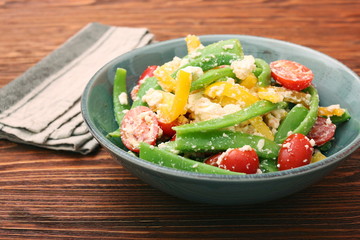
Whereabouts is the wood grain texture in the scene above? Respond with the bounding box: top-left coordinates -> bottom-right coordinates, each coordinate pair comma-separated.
0,0 -> 359,239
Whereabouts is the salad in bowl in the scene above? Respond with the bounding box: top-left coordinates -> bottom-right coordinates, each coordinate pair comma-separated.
108,35 -> 351,175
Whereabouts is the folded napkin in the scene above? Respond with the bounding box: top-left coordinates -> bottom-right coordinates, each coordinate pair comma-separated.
0,22 -> 154,154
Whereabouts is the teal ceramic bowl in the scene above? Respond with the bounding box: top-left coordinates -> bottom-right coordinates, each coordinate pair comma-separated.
81,35 -> 360,205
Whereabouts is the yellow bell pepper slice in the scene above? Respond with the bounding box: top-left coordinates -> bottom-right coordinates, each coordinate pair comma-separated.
205,81 -> 274,140
257,87 -> 284,103
185,35 -> 202,53
311,150 -> 327,163
249,116 -> 275,141
257,86 -> 310,107
158,70 -> 192,123
240,72 -> 258,89
318,105 -> 345,117
153,57 -> 181,93
204,81 -> 259,106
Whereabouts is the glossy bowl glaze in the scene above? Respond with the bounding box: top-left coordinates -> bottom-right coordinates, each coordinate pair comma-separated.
81,35 -> 360,205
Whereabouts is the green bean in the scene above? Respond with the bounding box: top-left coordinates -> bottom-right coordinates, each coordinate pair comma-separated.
190,67 -> 236,91
318,141 -> 332,152
259,159 -> 278,173
291,85 -> 319,135
173,100 -> 287,134
274,104 -> 309,143
113,68 -> 130,125
172,39 -> 244,77
254,58 -> 271,87
174,130 -> 280,159
139,142 -> 244,175
130,77 -> 162,109
253,67 -> 263,77
330,109 -> 351,124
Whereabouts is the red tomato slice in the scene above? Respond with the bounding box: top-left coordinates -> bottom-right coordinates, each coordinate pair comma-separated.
139,65 -> 158,80
130,65 -> 158,100
270,60 -> 314,91
278,133 -> 314,171
307,117 -> 336,146
120,106 -> 160,152
204,153 -> 222,167
205,147 -> 259,174
158,118 -> 184,138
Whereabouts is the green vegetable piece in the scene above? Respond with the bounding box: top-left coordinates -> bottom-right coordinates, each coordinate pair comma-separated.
318,141 -> 332,152
291,85 -> 319,136
274,104 -> 309,143
130,77 -> 162,109
259,159 -> 278,173
330,109 -> 351,124
113,68 -> 130,125
173,100 -> 287,134
190,67 -> 236,91
175,130 -> 280,159
106,129 -> 121,138
253,67 -> 263,77
255,58 -> 271,87
139,142 -> 244,175
173,39 -> 244,77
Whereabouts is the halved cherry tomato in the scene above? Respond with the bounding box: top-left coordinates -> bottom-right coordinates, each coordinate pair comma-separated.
131,65 -> 158,100
158,119 -> 179,138
204,153 -> 222,166
120,106 -> 160,152
278,133 -> 314,171
307,117 -> 336,146
270,60 -> 313,91
205,147 -> 259,174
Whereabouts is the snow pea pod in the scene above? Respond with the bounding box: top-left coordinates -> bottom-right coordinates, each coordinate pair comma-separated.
173,39 -> 244,77
113,68 -> 130,125
175,130 -> 280,159
330,109 -> 351,124
254,58 -> 271,87
130,77 -> 162,109
274,104 -> 309,143
173,100 -> 287,134
291,85 -> 319,135
190,67 -> 236,91
259,159 -> 278,173
139,142 -> 244,175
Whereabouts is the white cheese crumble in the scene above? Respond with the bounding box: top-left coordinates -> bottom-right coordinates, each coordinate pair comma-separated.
222,44 -> 234,50
230,55 -> 256,80
181,66 -> 204,80
186,92 -> 241,122
142,88 -> 164,108
309,139 -> 316,147
118,92 -> 128,105
239,145 -> 253,151
257,139 -> 265,150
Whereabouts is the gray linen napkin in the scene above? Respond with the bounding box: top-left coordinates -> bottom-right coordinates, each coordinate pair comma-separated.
0,22 -> 154,154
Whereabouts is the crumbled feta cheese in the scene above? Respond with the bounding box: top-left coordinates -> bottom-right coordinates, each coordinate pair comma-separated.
181,66 -> 204,80
231,55 -> 256,80
142,88 -> 164,108
325,117 -> 332,125
192,163 -> 199,168
222,44 -> 234,50
257,139 -> 265,150
239,145 -> 253,151
186,92 -> 241,122
118,92 -> 128,105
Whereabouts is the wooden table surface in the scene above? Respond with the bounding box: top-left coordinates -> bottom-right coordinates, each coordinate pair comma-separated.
0,0 -> 359,239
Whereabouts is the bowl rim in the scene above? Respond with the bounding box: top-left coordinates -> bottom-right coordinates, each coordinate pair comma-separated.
81,34 -> 360,182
